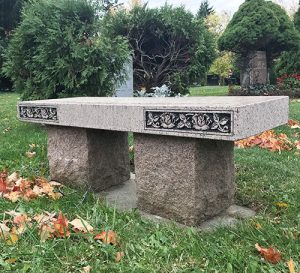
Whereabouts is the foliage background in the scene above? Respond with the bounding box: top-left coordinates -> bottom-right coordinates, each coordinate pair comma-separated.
104,5 -> 216,95
3,0 -> 130,100
218,0 -> 299,63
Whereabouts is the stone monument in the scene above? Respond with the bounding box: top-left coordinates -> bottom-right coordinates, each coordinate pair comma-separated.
115,58 -> 133,97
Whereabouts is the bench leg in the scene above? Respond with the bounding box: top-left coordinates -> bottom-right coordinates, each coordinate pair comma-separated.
134,133 -> 235,226
47,126 -> 130,191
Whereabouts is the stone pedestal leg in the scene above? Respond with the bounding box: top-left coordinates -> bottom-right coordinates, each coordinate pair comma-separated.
47,126 -> 130,191
134,133 -> 235,226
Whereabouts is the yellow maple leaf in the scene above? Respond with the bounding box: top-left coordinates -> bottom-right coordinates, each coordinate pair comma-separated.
287,260 -> 295,273
276,202 -> 288,208
6,233 -> 19,245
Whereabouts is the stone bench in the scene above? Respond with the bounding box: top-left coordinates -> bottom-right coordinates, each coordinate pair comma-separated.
18,96 -> 289,226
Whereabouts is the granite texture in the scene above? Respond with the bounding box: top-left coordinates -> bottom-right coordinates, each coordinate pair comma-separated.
134,133 -> 235,226
47,126 -> 130,191
18,96 -> 289,141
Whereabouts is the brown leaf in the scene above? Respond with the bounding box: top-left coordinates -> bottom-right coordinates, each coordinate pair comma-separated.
13,214 -> 28,225
7,172 -> 19,187
69,218 -> 94,233
115,251 -> 124,263
53,212 -> 70,238
3,191 -> 21,202
48,191 -> 63,200
23,189 -> 38,201
287,119 -> 300,127
33,212 -> 57,225
255,243 -> 282,264
11,225 -> 27,235
39,224 -> 55,242
19,179 -> 32,192
94,230 -> 117,245
0,176 -> 7,193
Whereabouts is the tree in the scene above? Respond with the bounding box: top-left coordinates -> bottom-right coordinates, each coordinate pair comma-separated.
0,0 -> 27,90
294,2 -> 300,30
275,3 -> 300,76
219,0 -> 299,86
205,11 -> 231,37
103,5 -> 216,94
209,52 -> 234,85
0,0 -> 26,35
196,0 -> 214,19
3,0 -> 130,100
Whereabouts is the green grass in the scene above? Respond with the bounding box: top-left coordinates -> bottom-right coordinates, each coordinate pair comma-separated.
190,86 -> 229,96
1,92 -> 300,272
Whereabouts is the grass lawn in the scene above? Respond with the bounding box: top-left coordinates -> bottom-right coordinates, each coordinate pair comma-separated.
190,86 -> 229,96
0,92 -> 300,272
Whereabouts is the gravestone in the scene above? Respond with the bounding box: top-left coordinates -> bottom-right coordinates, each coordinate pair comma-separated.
115,58 -> 133,97
240,51 -> 268,87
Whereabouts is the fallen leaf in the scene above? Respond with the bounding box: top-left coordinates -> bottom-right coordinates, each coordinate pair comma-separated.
23,189 -> 38,201
32,185 -> 44,196
49,181 -> 62,187
276,202 -> 288,208
287,259 -> 295,273
235,130 -> 295,152
6,233 -> 19,245
39,224 -> 55,242
115,251 -> 124,262
7,172 -> 19,187
255,243 -> 282,264
94,230 -> 117,245
0,177 -> 7,193
19,179 -> 32,192
13,214 -> 28,225
69,218 -> 94,233
291,124 -> 300,129
254,222 -> 262,230
0,223 -> 10,238
81,265 -> 92,273
25,151 -> 36,158
48,191 -> 62,200
0,170 -> 8,179
53,212 -> 69,238
37,178 -> 54,194
3,191 -> 21,202
4,258 -> 17,264
288,119 -> 300,127
11,225 -> 26,235
33,212 -> 57,225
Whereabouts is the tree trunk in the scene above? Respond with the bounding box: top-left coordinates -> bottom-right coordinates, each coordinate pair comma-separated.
240,51 -> 268,87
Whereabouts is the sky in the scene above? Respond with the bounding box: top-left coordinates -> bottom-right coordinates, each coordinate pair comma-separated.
146,0 -> 298,15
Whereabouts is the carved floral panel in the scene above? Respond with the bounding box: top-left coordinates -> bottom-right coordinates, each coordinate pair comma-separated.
145,110 -> 233,134
19,106 -> 58,121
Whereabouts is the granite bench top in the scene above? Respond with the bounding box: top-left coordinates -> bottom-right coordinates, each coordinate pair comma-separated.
18,96 -> 289,141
